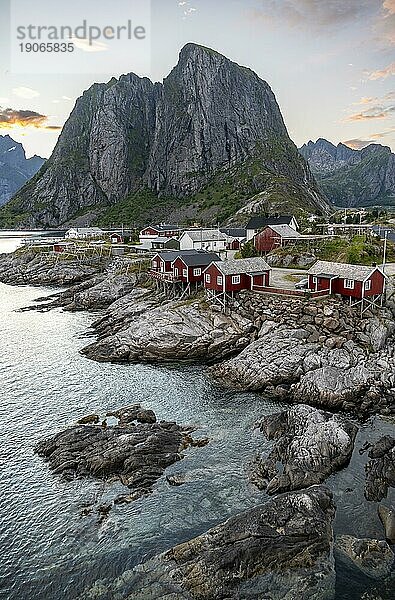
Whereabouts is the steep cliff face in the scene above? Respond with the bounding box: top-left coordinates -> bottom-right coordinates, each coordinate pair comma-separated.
300,138 -> 395,207
1,44 -> 328,228
0,135 -> 45,207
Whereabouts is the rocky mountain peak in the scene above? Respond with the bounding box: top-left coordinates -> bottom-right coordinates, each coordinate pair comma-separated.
1,45 -> 328,227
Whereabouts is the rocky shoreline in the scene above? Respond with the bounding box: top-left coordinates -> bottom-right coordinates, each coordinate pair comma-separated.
2,248 -> 395,598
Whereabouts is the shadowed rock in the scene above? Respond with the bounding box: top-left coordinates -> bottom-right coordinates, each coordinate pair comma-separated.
378,505 -> 395,544
336,535 -> 394,579
250,404 -> 357,494
364,436 -> 395,502
35,405 -> 197,501
78,486 -> 336,600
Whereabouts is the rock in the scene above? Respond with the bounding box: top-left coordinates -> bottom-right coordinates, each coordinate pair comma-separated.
35,405 -> 197,501
66,274 -> 136,310
78,486 -> 336,600
336,535 -> 394,579
81,302 -> 253,363
250,404 -> 357,494
364,436 -> 395,501
378,505 -> 395,544
4,44 -> 327,229
210,327 -> 317,391
77,414 -> 99,425
292,364 -> 371,411
0,249 -> 101,286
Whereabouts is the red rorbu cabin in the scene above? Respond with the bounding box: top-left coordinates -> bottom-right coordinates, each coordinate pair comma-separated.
204,257 -> 271,295
172,252 -> 220,283
307,261 -> 385,299
254,225 -> 302,253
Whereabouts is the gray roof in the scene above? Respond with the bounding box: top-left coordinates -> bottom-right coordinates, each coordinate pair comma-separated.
246,216 -> 296,230
268,224 -> 302,238
182,229 -> 228,242
219,227 -> 246,238
153,250 -> 211,262
214,257 -> 271,275
177,252 -> 221,267
308,260 -> 382,281
146,224 -> 181,231
67,227 -> 103,233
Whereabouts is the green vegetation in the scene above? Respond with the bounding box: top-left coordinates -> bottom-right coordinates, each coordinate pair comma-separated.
234,241 -> 258,259
269,235 -> 394,266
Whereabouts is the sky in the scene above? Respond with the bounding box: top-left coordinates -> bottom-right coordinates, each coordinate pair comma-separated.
0,0 -> 394,158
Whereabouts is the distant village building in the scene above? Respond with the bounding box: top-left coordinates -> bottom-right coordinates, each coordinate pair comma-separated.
219,227 -> 247,250
65,227 -> 104,240
204,257 -> 271,301
139,224 -> 182,242
109,232 -> 124,244
179,229 -> 228,252
307,261 -> 385,302
150,237 -> 180,251
246,216 -> 299,241
53,241 -> 74,253
254,224 -> 302,252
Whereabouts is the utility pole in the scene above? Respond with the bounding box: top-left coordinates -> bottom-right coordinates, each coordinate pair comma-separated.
382,229 -> 388,275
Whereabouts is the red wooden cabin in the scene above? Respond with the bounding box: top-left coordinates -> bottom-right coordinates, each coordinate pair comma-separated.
140,224 -> 182,238
254,225 -> 302,253
172,252 -> 220,283
204,257 -> 271,293
307,261 -> 385,299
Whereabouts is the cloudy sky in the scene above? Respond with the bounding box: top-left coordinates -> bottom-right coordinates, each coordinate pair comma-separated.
0,0 -> 394,158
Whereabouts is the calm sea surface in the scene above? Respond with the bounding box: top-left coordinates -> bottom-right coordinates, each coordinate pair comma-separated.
0,234 -> 394,599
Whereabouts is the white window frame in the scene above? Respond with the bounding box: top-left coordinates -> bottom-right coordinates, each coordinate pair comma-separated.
217,276 -> 223,286
205,274 -> 211,283
344,279 -> 354,290
193,268 -> 201,276
174,267 -> 179,277
232,275 -> 241,284
183,268 -> 188,278
312,276 -> 317,284
364,279 -> 371,291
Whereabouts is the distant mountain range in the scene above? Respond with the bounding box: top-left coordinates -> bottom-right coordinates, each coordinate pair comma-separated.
0,44 -> 329,229
0,135 -> 45,208
299,138 -> 395,208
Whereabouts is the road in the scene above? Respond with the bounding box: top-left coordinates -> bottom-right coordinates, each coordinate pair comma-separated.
270,267 -> 307,290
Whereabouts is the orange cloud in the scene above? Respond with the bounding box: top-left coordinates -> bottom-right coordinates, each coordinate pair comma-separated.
0,107 -> 62,130
383,0 -> 395,15
367,61 -> 395,79
343,139 -> 373,149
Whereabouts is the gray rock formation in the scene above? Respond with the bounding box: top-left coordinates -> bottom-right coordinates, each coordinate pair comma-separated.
78,486 -> 336,600
378,505 -> 395,544
300,138 -> 395,207
81,300 -> 254,363
0,248 -> 101,286
250,405 -> 357,494
336,535 -> 394,579
0,134 -> 45,206
1,44 -> 328,228
365,436 -> 395,502
35,405 -> 197,503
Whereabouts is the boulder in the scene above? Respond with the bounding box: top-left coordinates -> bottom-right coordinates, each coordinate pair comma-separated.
250,404 -> 357,494
81,302 -> 253,363
35,405 -> 196,501
336,535 -> 394,579
78,486 -> 336,600
378,505 -> 395,544
210,327 -> 318,391
364,436 -> 395,501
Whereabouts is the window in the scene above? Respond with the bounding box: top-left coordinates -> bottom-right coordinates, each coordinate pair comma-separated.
193,268 -> 201,276
312,276 -> 317,284
205,274 -> 211,283
174,268 -> 179,277
232,275 -> 241,284
217,276 -> 223,285
183,269 -> 188,278
344,279 -> 354,289
364,280 -> 371,291
160,263 -> 165,272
